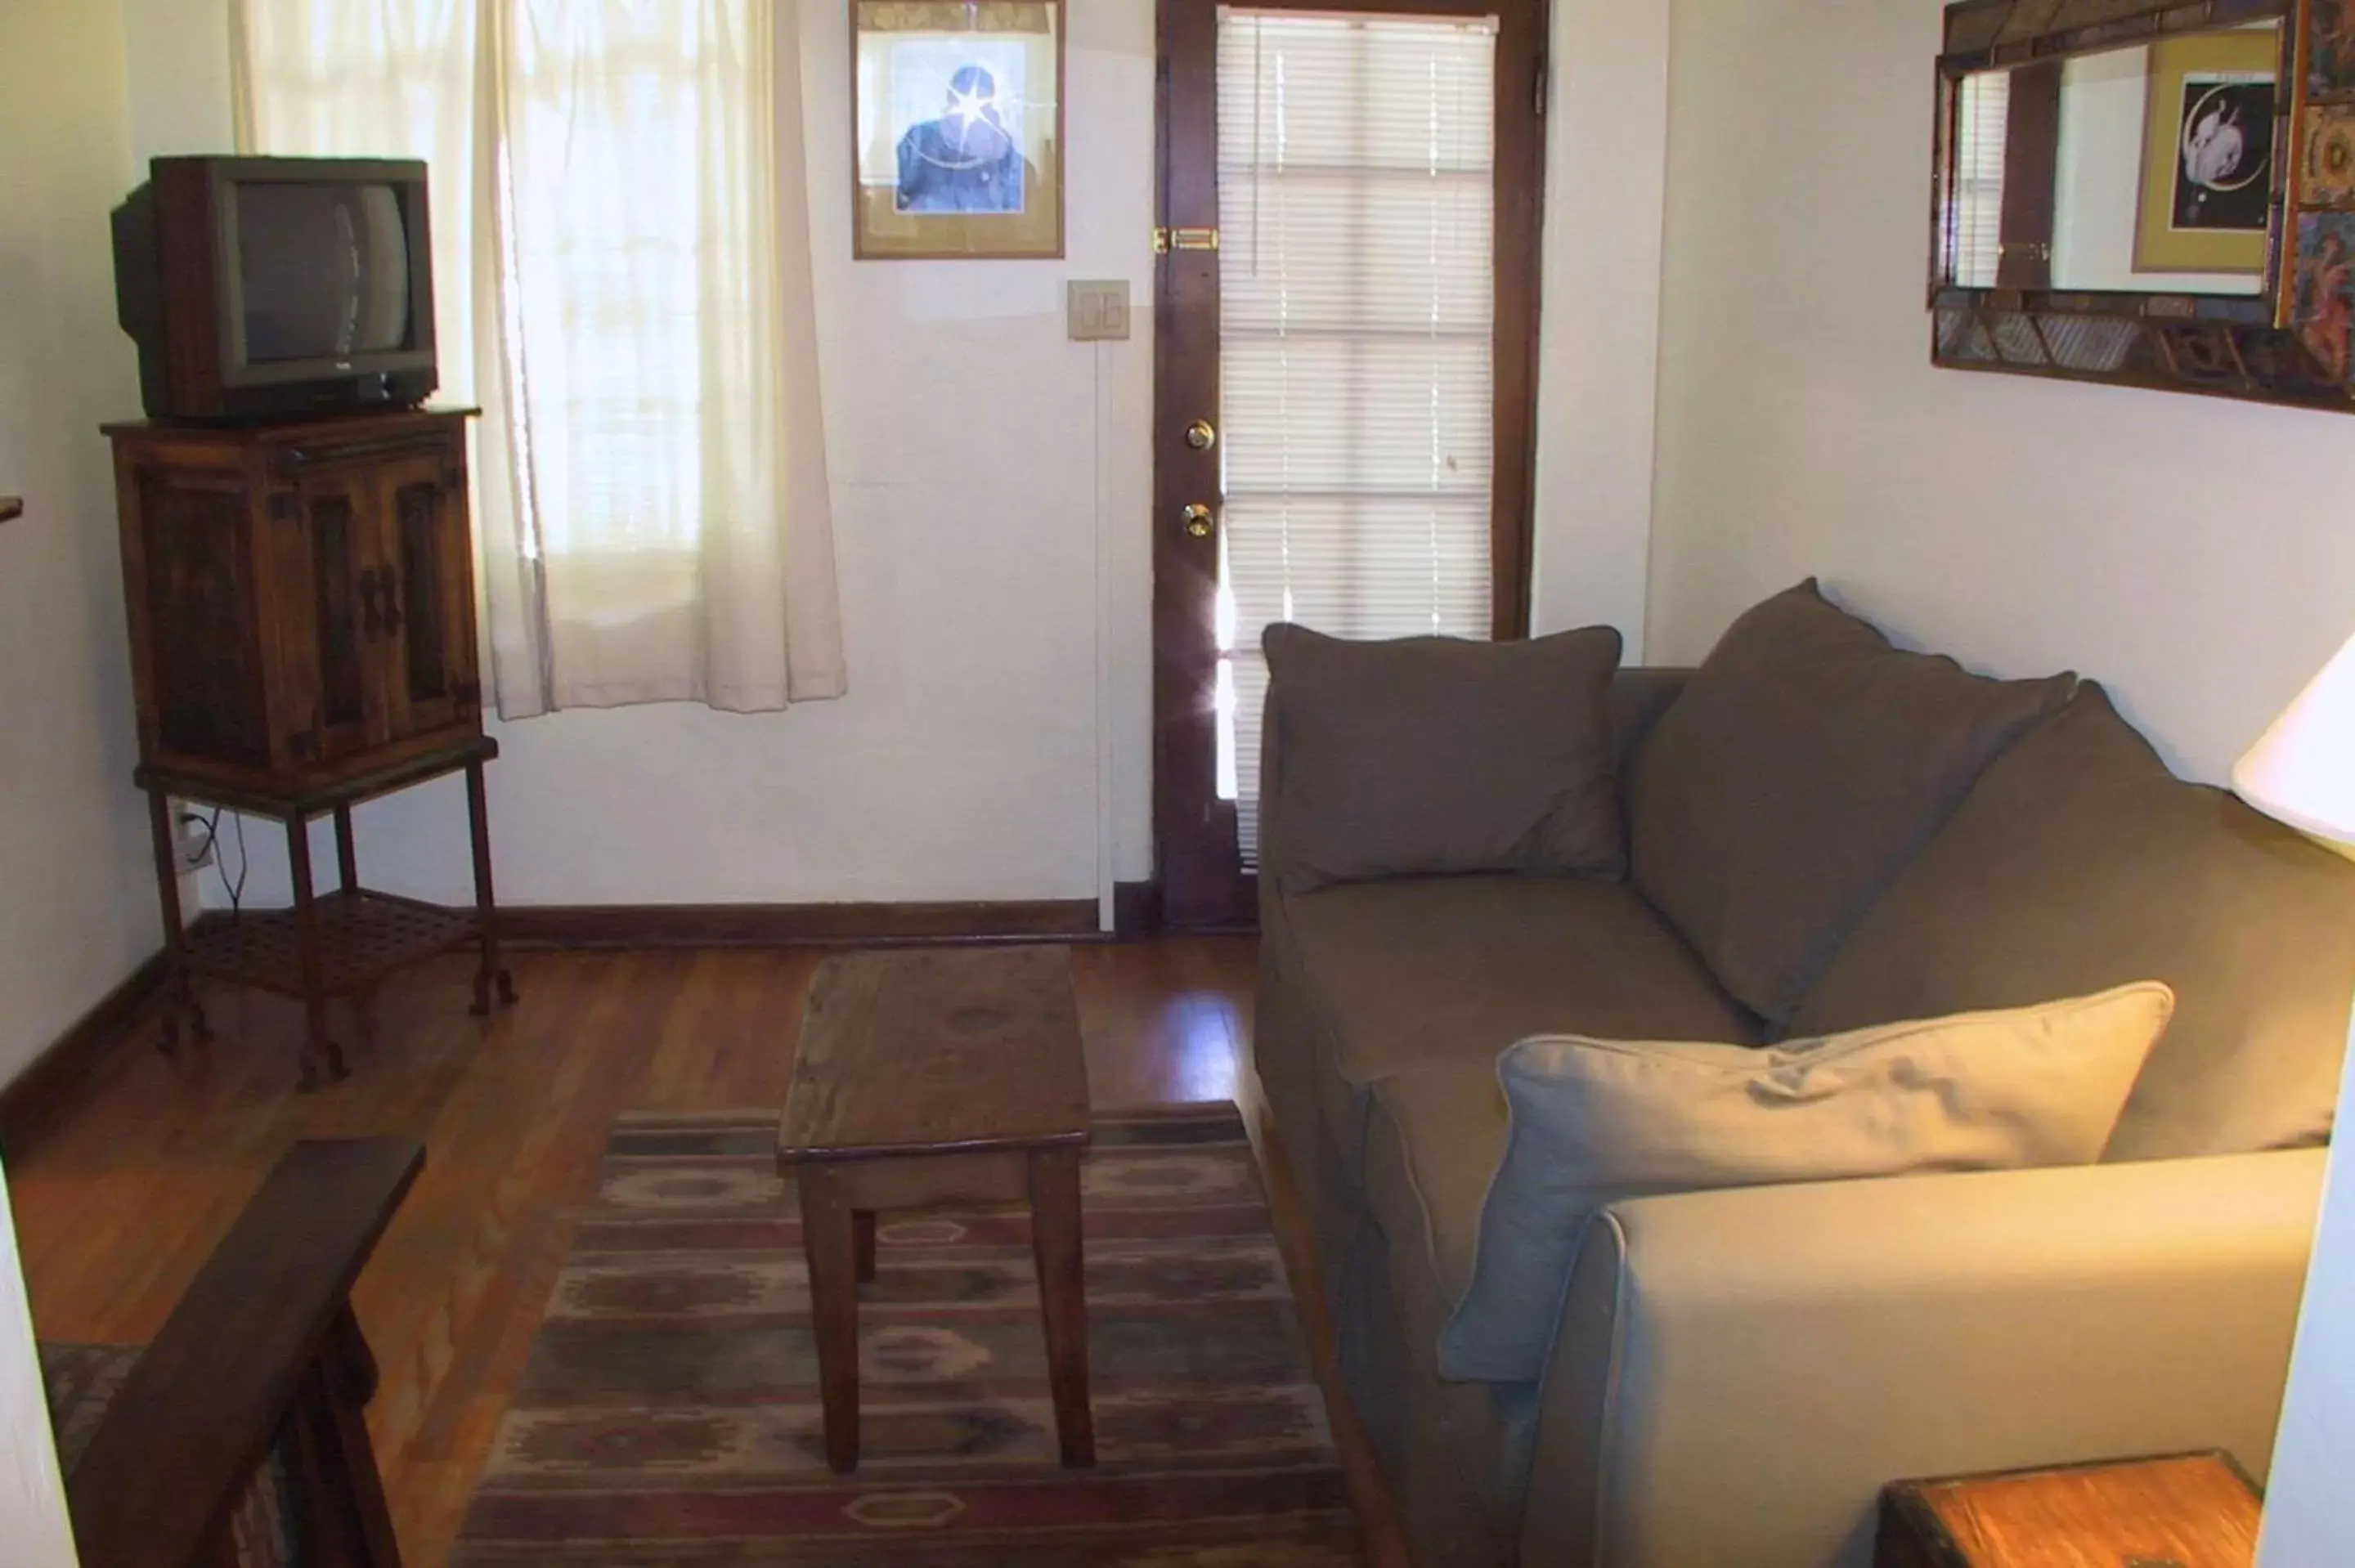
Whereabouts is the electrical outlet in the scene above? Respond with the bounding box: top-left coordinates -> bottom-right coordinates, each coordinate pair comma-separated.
171,802 -> 215,872
1066,280 -> 1131,342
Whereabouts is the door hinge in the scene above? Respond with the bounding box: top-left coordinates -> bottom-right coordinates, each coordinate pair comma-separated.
1535,56 -> 1549,117
1154,226 -> 1222,255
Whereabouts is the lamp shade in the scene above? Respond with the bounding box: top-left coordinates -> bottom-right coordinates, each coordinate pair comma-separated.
2235,632 -> 2355,848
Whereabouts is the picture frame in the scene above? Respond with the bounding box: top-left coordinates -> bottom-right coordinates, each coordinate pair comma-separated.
2134,29 -> 2279,277
852,1 -> 1065,261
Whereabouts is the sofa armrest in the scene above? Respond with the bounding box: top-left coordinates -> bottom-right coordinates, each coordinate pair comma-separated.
1519,1149 -> 2325,1568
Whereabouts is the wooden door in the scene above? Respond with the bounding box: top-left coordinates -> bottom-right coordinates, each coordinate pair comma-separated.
1151,0 -> 1548,930
281,470 -> 384,767
374,446 -> 481,743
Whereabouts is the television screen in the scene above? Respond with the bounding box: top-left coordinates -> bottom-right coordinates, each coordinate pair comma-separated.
235,181 -> 414,364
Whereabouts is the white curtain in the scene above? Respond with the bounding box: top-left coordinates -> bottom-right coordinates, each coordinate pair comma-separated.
236,0 -> 845,717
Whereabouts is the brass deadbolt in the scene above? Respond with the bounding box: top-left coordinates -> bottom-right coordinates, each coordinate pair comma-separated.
1185,419 -> 1218,451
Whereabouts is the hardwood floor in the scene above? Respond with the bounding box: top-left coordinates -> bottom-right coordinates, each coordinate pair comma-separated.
8,938 -> 1410,1566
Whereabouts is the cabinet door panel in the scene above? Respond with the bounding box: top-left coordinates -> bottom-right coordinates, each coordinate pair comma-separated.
376,448 -> 479,742
134,468 -> 270,769
285,476 -> 386,764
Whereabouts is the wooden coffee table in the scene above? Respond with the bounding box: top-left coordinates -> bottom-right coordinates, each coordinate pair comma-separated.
777,943 -> 1094,1473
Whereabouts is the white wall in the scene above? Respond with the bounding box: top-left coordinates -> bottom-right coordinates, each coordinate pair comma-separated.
1645,0 -> 2355,785
122,0 -> 1666,914
0,0 -> 163,1084
0,2 -> 123,1549
1532,0 -> 1671,651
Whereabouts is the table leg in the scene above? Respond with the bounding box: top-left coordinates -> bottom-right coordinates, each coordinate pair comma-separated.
333,804 -> 359,895
1029,1146 -> 1095,1467
464,758 -> 516,1015
145,791 -> 209,1051
854,1210 -> 877,1285
799,1166 -> 863,1472
286,816 -> 346,1090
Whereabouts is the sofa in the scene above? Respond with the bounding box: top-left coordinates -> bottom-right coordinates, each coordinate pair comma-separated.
1250,581 -> 2355,1568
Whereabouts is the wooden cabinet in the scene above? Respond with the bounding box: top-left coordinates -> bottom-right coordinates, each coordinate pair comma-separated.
105,409 -> 514,1091
107,408 -> 484,793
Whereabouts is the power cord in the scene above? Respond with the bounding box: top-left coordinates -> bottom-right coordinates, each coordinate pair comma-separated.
221,810 -> 248,918
178,806 -> 249,919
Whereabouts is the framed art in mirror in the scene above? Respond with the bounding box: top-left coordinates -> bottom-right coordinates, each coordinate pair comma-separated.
1934,0 -> 2355,410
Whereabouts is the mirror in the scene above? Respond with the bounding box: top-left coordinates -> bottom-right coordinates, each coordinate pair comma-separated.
1931,0 -> 2355,411
1945,24 -> 2282,298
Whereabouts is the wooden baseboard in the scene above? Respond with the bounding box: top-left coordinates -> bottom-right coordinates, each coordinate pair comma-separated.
0,946 -> 174,1156
501,899 -> 1110,951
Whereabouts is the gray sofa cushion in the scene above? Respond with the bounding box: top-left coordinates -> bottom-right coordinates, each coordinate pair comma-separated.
1370,1067 -> 1510,1307
1608,667 -> 1693,772
1794,683 -> 2355,1159
1278,876 -> 1756,1229
1289,875 -> 1761,1102
1627,580 -> 2075,1025
1262,623 -> 1626,890
1358,1075 -> 1532,1563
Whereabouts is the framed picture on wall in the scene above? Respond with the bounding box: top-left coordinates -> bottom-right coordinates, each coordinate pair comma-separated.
853,1 -> 1065,260
2134,30 -> 2278,278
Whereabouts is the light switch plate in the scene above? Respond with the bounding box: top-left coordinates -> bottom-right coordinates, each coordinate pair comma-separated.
1067,279 -> 1131,342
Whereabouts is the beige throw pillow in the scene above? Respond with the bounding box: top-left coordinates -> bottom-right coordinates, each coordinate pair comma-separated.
1434,982 -> 2175,1384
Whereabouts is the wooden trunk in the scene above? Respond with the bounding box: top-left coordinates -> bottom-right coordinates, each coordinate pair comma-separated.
105,408 -> 483,795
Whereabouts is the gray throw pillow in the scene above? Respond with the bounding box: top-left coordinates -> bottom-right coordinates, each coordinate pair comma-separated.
1792,683 -> 2355,1159
1626,580 -> 2074,1025
1434,983 -> 2176,1384
1261,623 -> 1626,890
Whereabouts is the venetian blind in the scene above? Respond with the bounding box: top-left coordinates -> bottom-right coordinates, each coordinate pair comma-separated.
1949,71 -> 2010,288
1215,10 -> 1499,863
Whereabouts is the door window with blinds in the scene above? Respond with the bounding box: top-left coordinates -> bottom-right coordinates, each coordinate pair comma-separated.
1214,10 -> 1500,862
1946,70 -> 2010,289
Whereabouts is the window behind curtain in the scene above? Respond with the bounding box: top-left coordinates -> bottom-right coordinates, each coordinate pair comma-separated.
1214,11 -> 1500,865
495,2 -> 756,569
240,0 -> 846,716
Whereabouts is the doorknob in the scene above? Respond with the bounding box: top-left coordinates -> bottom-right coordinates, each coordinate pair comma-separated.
1180,504 -> 1216,540
1185,419 -> 1218,451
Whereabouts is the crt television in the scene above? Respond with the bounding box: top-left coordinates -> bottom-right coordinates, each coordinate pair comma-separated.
114,155 -> 437,423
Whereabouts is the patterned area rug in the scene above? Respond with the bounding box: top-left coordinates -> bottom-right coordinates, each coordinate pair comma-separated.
455,1103 -> 1362,1566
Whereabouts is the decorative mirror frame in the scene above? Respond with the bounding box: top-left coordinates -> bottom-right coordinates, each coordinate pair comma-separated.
1933,0 -> 2355,410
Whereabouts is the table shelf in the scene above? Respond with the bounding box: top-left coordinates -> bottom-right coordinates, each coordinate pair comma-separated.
186,890 -> 477,1000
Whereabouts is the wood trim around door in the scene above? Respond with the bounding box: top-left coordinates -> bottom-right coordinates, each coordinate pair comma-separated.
1150,0 -> 1550,930
1487,0 -> 1547,641
1153,0 -> 1249,931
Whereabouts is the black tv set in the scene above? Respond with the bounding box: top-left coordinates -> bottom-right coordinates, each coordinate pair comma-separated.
114,155 -> 437,423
